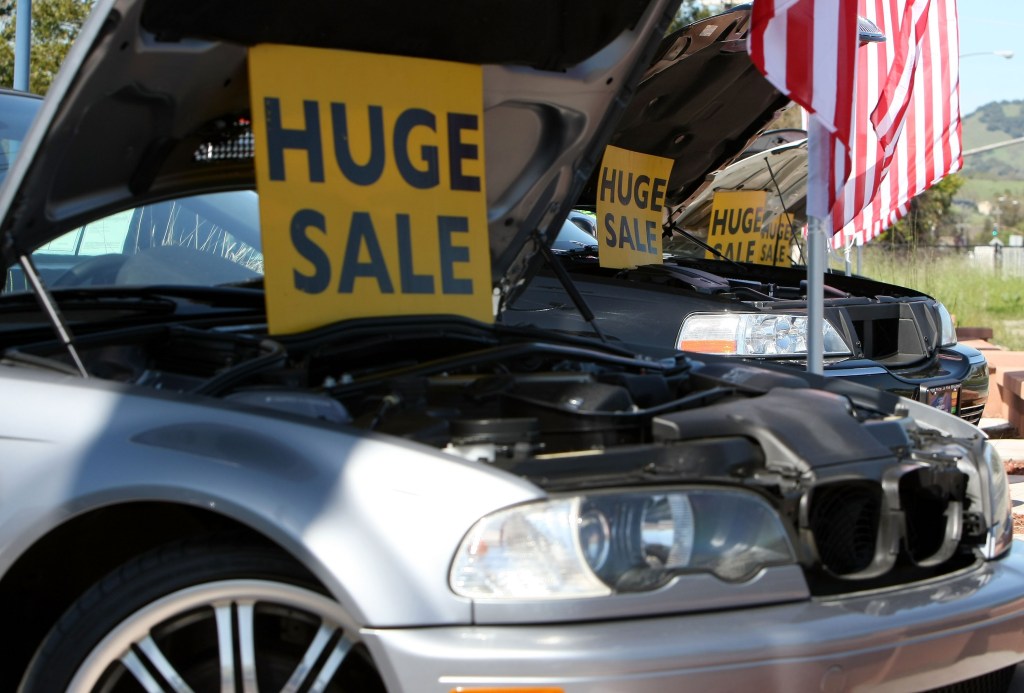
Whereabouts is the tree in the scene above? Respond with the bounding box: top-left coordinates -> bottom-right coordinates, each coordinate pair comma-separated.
668,0 -> 716,33
994,191 -> 1023,230
0,0 -> 94,95
880,173 -> 965,246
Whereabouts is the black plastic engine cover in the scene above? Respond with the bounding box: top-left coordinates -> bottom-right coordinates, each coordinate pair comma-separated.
652,387 -> 896,470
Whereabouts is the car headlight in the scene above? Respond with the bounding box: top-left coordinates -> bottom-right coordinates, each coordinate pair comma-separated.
676,312 -> 851,357
450,488 -> 796,599
980,442 -> 1013,559
936,302 -> 957,347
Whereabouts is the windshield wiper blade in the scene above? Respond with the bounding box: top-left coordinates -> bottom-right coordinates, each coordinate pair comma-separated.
663,216 -> 744,269
552,243 -> 600,259
220,276 -> 264,290
493,322 -> 641,358
46,284 -> 267,310
331,339 -> 688,397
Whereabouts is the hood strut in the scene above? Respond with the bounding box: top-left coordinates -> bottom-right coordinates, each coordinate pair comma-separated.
18,254 -> 89,377
535,230 -> 609,344
764,158 -> 805,266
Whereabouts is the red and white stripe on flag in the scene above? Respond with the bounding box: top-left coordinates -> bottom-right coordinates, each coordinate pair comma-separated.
748,0 -> 860,219
833,0 -> 961,247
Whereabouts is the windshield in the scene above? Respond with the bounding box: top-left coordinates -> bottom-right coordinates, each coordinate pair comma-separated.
5,196 -> 607,296
552,219 -> 598,252
0,91 -> 240,295
5,190 -> 263,293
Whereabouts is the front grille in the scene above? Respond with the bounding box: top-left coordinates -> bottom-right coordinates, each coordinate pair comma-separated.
807,482 -> 881,576
851,317 -> 901,360
959,402 -> 985,425
806,464 -> 971,591
900,466 -> 966,563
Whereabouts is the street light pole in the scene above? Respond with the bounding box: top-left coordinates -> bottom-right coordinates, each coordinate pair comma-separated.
13,0 -> 31,92
958,50 -> 1015,157
959,50 -> 1014,59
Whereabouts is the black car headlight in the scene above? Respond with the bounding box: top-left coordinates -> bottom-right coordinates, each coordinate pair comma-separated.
450,488 -> 796,599
936,302 -> 958,347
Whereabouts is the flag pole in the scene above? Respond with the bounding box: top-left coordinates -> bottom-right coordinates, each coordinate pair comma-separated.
806,117 -> 828,375
747,2 -> 862,374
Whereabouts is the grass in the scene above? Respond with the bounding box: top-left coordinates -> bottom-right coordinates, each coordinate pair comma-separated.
959,177 -> 1024,203
845,246 -> 1024,350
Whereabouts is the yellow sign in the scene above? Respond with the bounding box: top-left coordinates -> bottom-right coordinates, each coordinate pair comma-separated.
249,45 -> 491,334
759,214 -> 795,267
596,146 -> 674,269
705,190 -> 789,266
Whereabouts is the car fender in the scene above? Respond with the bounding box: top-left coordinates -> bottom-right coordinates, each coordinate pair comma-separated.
0,365 -> 543,627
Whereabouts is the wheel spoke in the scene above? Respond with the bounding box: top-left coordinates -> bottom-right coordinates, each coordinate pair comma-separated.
214,603 -> 237,693
63,578 -> 366,693
308,637 -> 353,693
281,625 -> 346,693
237,602 -> 259,693
214,600 -> 262,693
120,649 -> 171,693
136,635 -> 196,692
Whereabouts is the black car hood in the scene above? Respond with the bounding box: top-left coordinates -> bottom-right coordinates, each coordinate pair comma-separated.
0,0 -> 679,310
576,5 -> 792,211
576,6 -> 881,222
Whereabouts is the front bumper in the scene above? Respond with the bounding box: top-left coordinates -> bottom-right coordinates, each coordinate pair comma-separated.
365,549 -> 1024,692
823,344 -> 989,425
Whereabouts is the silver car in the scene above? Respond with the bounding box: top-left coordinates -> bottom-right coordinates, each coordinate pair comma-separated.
0,0 -> 1023,691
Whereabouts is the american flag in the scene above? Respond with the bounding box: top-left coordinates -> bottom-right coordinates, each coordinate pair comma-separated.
832,0 -> 961,247
748,0 -> 860,219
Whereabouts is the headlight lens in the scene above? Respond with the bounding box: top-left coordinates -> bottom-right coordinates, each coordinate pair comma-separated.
980,442 -> 1013,559
677,312 -> 851,357
936,302 -> 957,347
450,489 -> 796,599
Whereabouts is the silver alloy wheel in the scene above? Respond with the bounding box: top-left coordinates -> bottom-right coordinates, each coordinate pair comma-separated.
67,579 -> 360,692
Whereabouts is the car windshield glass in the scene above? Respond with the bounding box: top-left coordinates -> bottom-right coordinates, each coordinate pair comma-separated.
7,194 -> 622,296
4,190 -> 264,293
552,219 -> 598,252
0,91 -> 41,183
568,211 -> 597,235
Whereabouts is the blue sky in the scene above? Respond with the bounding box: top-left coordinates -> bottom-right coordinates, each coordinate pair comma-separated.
958,0 -> 1024,115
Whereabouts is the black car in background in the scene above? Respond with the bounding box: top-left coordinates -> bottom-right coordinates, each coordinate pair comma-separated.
515,233 -> 988,423
508,8 -> 988,425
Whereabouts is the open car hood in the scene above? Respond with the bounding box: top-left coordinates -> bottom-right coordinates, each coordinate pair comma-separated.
0,0 -> 679,309
579,6 -> 881,223
667,136 -> 809,241
577,4 -> 791,211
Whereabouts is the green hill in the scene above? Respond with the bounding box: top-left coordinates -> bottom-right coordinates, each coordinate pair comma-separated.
961,100 -> 1024,182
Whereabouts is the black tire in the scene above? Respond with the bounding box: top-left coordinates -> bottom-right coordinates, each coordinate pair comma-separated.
19,537 -> 386,692
928,665 -> 1017,693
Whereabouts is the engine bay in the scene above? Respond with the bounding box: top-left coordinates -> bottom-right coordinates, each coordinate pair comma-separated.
3,317 -> 864,457
0,315 -> 1002,594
